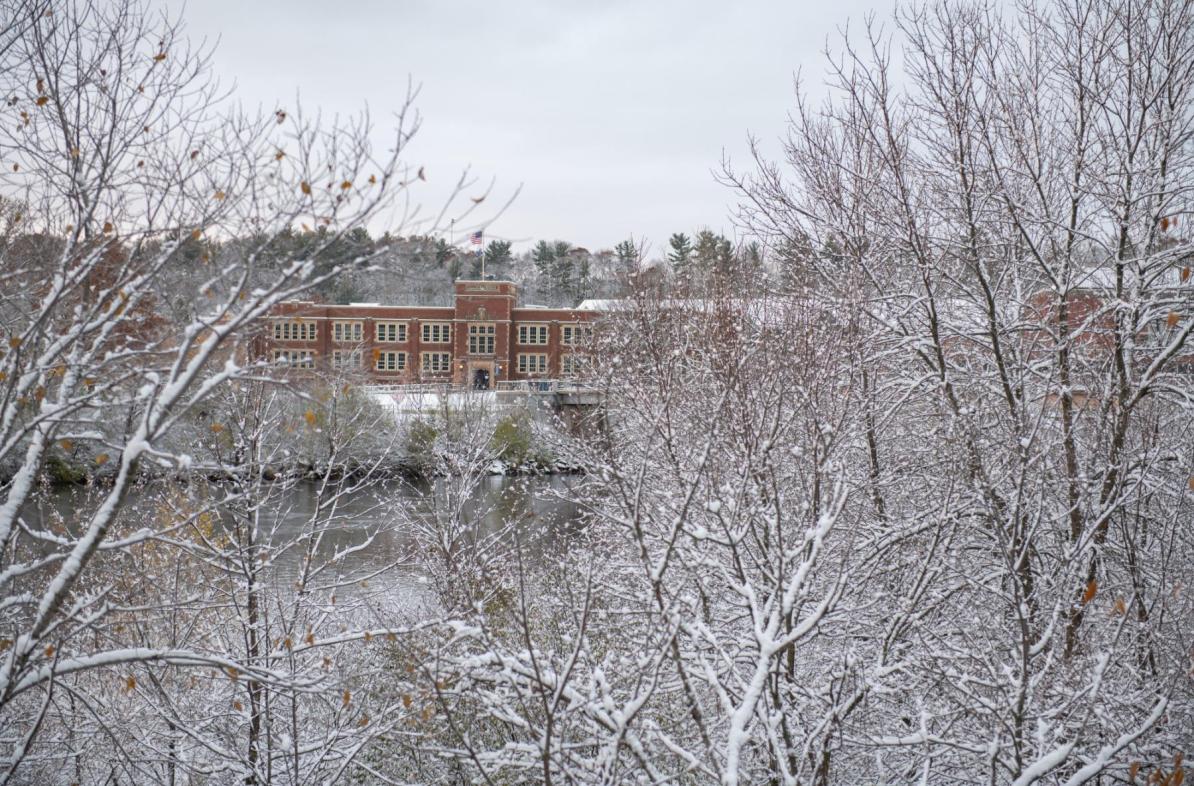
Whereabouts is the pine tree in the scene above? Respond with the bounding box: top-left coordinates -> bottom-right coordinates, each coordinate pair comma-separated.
667,233 -> 693,281
483,239 -> 513,279
531,240 -> 556,278
614,239 -> 639,273
693,230 -> 734,280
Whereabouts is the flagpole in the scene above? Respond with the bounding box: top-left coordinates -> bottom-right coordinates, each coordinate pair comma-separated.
480,231 -> 486,281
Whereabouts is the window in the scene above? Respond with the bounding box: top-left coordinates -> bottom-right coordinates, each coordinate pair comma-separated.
421,352 -> 451,374
375,351 -> 406,372
468,323 -> 495,354
272,320 -> 317,341
272,349 -> 315,368
376,321 -> 407,343
561,324 -> 593,346
421,322 -> 451,344
517,353 -> 548,375
332,321 -> 363,343
561,354 -> 588,376
332,350 -> 362,370
517,323 -> 549,345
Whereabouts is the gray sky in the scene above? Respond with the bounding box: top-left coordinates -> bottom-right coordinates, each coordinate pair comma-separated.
172,0 -> 891,253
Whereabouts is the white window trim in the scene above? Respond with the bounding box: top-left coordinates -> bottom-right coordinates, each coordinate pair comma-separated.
273,320 -> 317,342
421,322 -> 452,344
468,323 -> 496,355
420,351 -> 452,374
517,323 -> 549,345
332,320 -> 363,343
375,350 -> 406,372
331,349 -> 362,370
273,349 -> 315,368
561,323 -> 593,346
376,321 -> 408,343
517,353 -> 548,375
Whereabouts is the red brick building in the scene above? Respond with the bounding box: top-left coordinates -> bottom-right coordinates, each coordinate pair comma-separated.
262,280 -> 600,388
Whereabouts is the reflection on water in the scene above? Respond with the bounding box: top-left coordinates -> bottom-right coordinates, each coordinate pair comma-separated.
25,475 -> 583,602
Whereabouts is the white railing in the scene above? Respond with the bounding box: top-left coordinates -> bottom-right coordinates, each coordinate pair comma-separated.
364,379 -> 598,396
495,379 -> 597,393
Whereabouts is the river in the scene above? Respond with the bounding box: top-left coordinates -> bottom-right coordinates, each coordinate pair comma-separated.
25,475 -> 584,605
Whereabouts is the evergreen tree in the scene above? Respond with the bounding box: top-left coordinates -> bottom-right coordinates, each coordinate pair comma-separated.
692,230 -> 734,280
483,239 -> 513,279
531,240 -> 556,278
667,232 -> 693,281
614,239 -> 639,273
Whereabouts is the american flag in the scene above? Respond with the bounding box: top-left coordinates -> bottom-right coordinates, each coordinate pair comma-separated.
469,230 -> 483,247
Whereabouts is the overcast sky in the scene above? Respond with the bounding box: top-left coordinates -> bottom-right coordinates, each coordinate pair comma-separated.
170,0 -> 892,253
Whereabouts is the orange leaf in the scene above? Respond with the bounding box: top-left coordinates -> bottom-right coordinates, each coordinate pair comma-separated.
1168,312 -> 1180,328
275,149 -> 285,161
44,644 -> 55,658
402,693 -> 412,708
102,222 -> 113,234
35,95 -> 48,106
363,631 -> 372,642
70,147 -> 79,158
9,337 -> 22,349
342,689 -> 351,707
36,78 -> 44,94
305,631 -> 314,646
210,423 -> 224,434
340,180 -> 352,190
1182,267 -> 1191,283
60,439 -> 72,451
358,714 -> 369,727
1082,580 -> 1097,605
283,636 -> 292,650
1130,761 -> 1140,780
153,52 -> 167,62
300,181 -> 312,195
226,667 -> 239,682
1112,597 -> 1127,616
94,453 -> 108,466
368,174 -> 376,185
233,699 -> 243,711
125,675 -> 136,692
190,228 -> 202,240
213,190 -> 225,201
303,409 -> 317,428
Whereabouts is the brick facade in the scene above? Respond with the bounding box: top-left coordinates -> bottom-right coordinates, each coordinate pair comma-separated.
261,280 -> 601,387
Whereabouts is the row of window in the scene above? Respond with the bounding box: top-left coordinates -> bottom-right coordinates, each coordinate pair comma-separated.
273,350 -> 585,375
272,320 -> 594,346
272,322 -> 318,341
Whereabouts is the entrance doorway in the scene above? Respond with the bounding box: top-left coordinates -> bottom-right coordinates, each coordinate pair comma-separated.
472,368 -> 490,390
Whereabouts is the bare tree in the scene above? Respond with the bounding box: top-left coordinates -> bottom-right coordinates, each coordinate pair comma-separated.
0,0 -> 449,779
725,0 -> 1194,781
